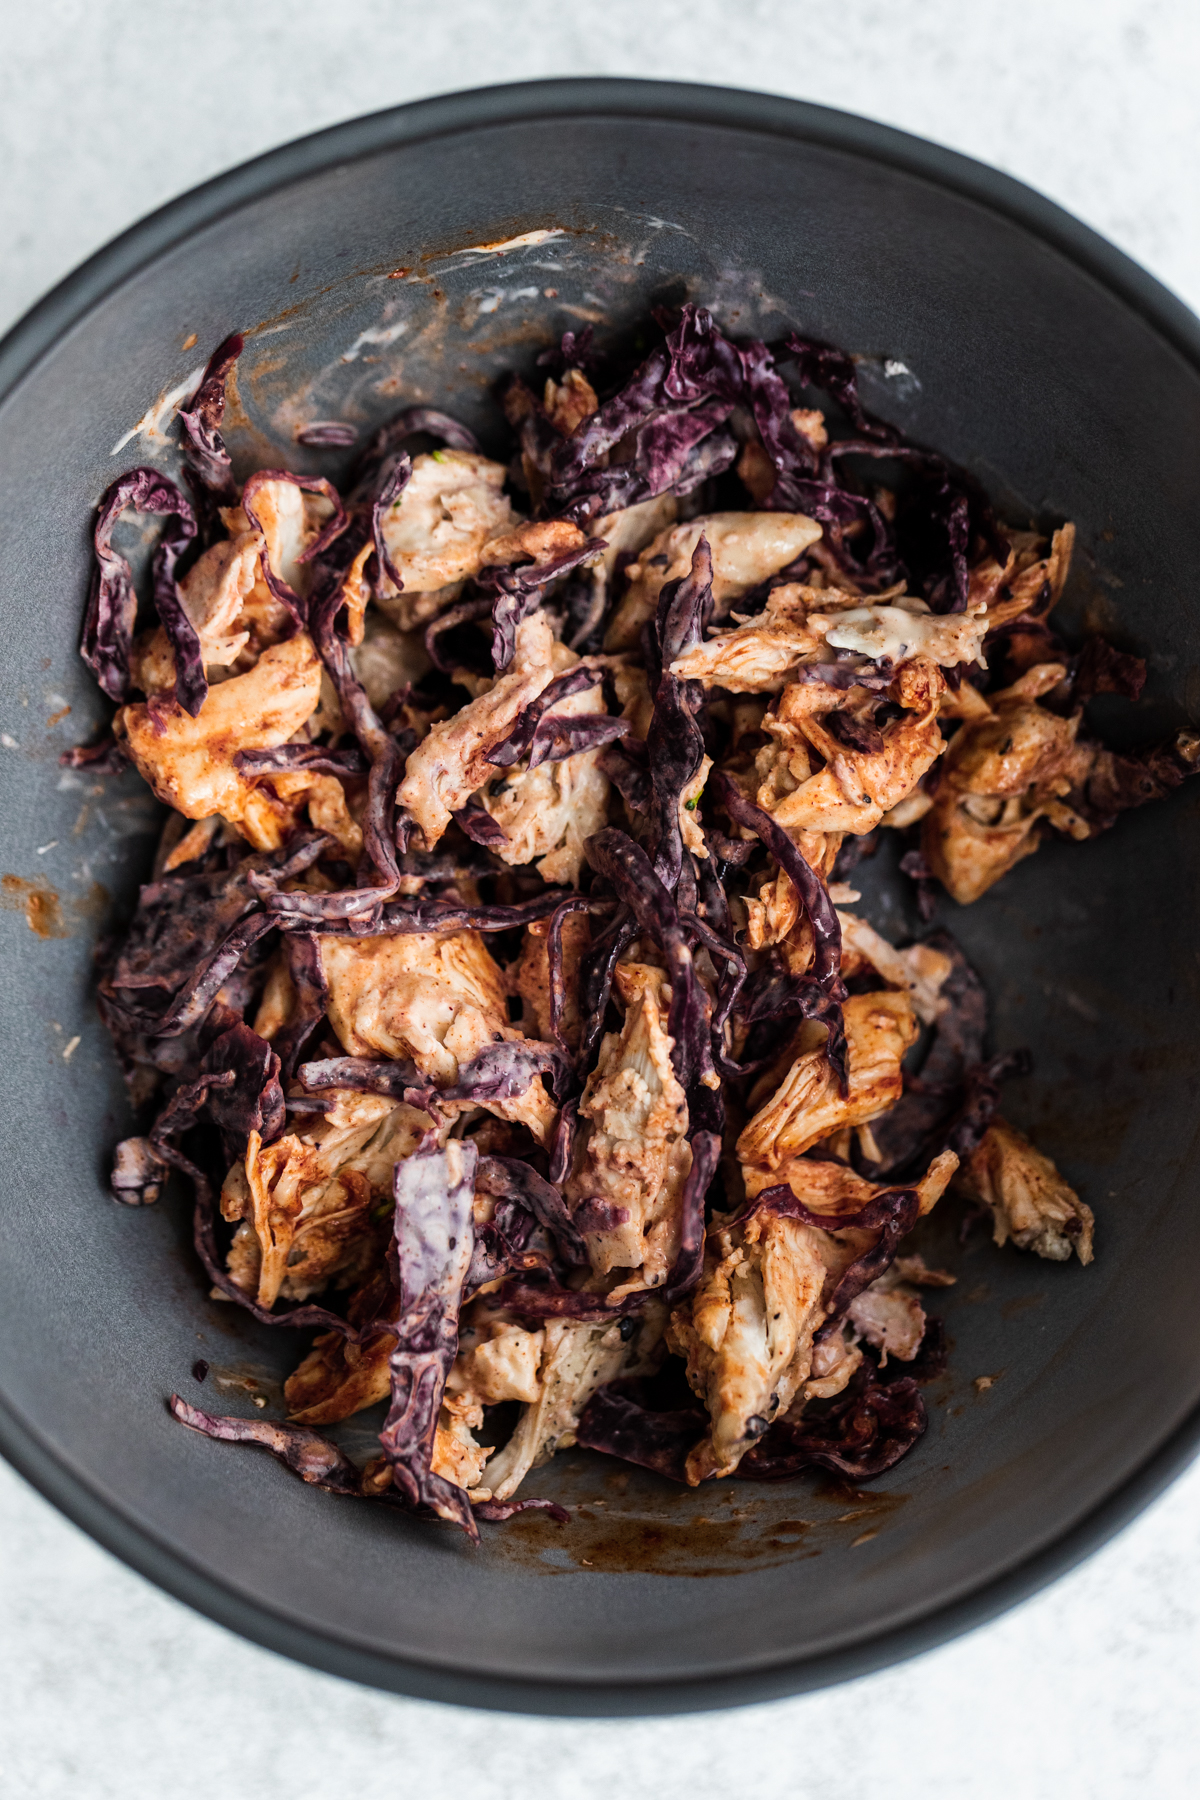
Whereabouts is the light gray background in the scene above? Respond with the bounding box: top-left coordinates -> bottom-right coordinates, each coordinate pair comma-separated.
2,2 -> 1199,1794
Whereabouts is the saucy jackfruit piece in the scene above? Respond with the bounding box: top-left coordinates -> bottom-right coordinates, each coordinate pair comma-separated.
921,663 -> 1093,904
117,632 -> 323,850
672,584 -> 1000,695
515,909 -> 592,1050
737,991 -> 919,1171
220,1095 -> 432,1309
668,1204 -> 829,1484
474,663 -> 612,886
955,1116 -> 1094,1263
566,963 -> 691,1300
318,926 -> 558,1144
481,1308 -> 665,1501
753,655 -> 947,837
396,611 -> 576,846
605,511 -> 823,650
373,449 -> 519,629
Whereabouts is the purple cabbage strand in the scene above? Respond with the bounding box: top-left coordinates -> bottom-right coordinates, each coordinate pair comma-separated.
82,468 -> 198,705
177,332 -> 244,502
709,770 -> 848,1090
380,1140 -> 481,1540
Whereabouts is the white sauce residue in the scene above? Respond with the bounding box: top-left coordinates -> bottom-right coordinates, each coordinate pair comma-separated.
341,320 -> 409,364
823,602 -> 987,667
611,206 -> 691,235
451,229 -> 567,257
476,285 -> 541,316
109,363 -> 206,457
824,606 -> 938,662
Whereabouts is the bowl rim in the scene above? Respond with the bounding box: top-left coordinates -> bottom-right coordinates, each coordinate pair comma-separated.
2,74 -> 1198,1717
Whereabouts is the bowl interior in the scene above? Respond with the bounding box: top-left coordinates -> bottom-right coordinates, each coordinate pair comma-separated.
2,88 -> 1199,1711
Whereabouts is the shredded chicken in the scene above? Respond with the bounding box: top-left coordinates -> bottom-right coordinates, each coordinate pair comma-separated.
955,1117 -> 1094,1263
319,926 -> 557,1143
606,511 -> 823,650
737,992 -> 919,1170
116,632 -> 323,850
566,963 -> 691,1299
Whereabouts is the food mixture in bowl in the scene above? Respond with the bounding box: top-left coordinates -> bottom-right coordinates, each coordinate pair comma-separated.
67,307 -> 1199,1539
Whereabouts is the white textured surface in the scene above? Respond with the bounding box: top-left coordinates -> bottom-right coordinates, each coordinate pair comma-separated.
2,2 -> 1200,1793
1,0 -> 1199,332
3,1450 -> 1200,1798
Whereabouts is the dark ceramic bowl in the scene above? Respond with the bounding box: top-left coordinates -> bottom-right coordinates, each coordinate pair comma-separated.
2,78 -> 1199,1716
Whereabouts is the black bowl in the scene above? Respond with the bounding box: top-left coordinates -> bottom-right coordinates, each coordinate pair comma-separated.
2,78 -> 1199,1716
